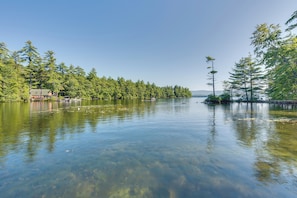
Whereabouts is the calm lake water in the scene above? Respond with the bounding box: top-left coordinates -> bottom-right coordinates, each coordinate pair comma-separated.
0,98 -> 297,198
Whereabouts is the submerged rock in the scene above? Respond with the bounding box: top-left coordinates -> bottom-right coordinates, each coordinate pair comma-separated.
109,186 -> 152,198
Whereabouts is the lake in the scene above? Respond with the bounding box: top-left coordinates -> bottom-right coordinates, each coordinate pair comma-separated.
0,98 -> 296,198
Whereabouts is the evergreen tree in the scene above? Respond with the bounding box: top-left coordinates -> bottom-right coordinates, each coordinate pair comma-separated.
57,62 -> 68,76
20,40 -> 41,90
229,55 -> 263,101
0,42 -> 28,101
0,42 -> 9,62
206,56 -> 217,97
87,68 -> 102,99
0,58 -> 28,101
0,40 -> 192,101
11,51 -> 22,67
44,50 -> 63,95
286,10 -> 297,31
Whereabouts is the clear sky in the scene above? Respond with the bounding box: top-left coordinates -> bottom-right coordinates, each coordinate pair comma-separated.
1,0 -> 296,91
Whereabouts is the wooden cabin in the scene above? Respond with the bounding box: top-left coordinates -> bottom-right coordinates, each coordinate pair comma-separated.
30,89 -> 52,101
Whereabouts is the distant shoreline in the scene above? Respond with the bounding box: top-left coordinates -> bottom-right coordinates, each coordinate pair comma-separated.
191,90 -> 224,97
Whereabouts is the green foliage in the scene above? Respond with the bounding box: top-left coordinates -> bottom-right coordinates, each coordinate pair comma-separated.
0,49 -> 29,102
224,10 -> 297,101
0,42 -> 9,61
204,94 -> 221,104
0,41 -> 192,102
229,55 -> 263,102
204,93 -> 231,104
220,92 -> 231,103
250,20 -> 297,100
285,10 -> 297,31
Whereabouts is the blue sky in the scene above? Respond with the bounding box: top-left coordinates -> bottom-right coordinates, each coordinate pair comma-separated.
1,0 -> 296,90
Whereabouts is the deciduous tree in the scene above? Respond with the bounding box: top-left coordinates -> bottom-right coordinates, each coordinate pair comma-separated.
251,23 -> 297,99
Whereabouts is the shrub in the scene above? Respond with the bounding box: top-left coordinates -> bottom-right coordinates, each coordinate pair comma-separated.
204,93 -> 231,104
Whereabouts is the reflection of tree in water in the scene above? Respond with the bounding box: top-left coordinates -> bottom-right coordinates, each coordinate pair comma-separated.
227,103 -> 265,147
225,102 -> 297,186
235,104 -> 257,146
207,105 -> 216,152
253,155 -> 281,183
0,100 -> 157,162
254,120 -> 297,184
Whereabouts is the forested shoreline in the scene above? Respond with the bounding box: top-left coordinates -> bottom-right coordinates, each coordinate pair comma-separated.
0,41 -> 191,102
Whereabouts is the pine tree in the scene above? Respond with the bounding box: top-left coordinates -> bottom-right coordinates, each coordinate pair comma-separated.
206,56 -> 217,97
229,55 -> 263,101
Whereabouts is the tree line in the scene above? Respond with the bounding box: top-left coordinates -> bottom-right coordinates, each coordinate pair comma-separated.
0,41 -> 191,102
206,10 -> 297,102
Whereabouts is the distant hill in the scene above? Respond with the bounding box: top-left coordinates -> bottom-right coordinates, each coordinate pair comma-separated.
191,90 -> 224,97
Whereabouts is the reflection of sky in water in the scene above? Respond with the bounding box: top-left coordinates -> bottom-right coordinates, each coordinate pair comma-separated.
0,98 -> 297,197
